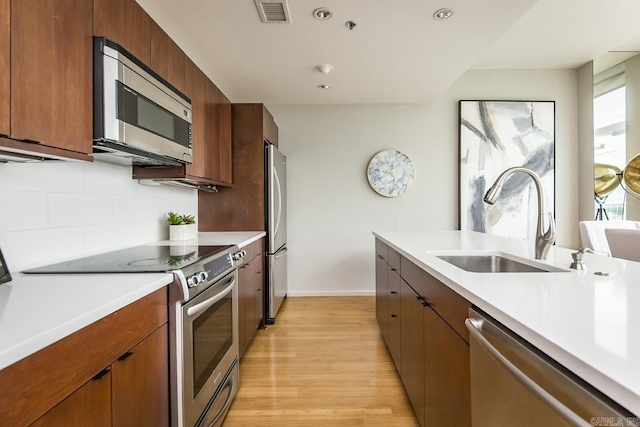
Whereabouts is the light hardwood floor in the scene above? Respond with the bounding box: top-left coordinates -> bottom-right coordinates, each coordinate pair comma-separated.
223,296 -> 419,427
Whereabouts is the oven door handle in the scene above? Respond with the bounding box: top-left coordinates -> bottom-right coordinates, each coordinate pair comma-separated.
186,275 -> 236,318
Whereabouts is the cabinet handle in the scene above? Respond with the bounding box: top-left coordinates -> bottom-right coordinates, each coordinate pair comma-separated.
390,268 -> 397,272
117,351 -> 134,362
390,314 -> 397,318
93,368 -> 111,380
377,254 -> 384,260
421,300 -> 430,307
390,291 -> 397,295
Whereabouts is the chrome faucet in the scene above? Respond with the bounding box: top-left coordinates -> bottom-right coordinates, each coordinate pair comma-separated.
483,167 -> 556,260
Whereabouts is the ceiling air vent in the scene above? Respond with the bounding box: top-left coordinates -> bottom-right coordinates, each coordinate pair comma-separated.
254,0 -> 291,23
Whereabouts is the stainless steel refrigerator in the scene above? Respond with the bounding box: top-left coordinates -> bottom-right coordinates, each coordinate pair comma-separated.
266,144 -> 287,324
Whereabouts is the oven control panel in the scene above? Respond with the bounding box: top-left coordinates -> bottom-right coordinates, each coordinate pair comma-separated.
186,271 -> 208,288
186,254 -> 236,288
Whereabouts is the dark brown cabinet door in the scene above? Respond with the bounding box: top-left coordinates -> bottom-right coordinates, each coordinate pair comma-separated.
238,263 -> 251,357
253,241 -> 264,329
0,0 -> 8,137
11,0 -> 92,153
375,253 -> 389,344
387,270 -> 402,374
219,92 -> 233,184
205,78 -> 222,182
150,20 -> 186,95
401,280 -> 425,427
112,324 -> 170,427
185,57 -> 207,179
424,306 -> 471,427
31,372 -> 112,427
199,104 -> 276,232
94,0 -> 151,66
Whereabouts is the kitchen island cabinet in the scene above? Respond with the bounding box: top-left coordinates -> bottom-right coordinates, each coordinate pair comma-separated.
0,288 -> 169,426
375,238 -> 472,427
374,239 -> 402,374
400,279 -> 425,426
4,0 -> 93,160
374,229 -> 640,417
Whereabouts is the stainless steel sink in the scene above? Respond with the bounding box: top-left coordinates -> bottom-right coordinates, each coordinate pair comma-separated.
436,254 -> 565,273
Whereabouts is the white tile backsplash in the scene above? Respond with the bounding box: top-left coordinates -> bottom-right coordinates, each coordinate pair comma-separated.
0,159 -> 197,271
0,191 -> 48,232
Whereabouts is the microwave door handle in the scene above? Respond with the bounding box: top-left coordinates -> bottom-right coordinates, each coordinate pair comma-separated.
186,276 -> 235,318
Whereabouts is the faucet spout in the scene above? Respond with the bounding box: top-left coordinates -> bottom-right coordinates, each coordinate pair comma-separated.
483,167 -> 556,260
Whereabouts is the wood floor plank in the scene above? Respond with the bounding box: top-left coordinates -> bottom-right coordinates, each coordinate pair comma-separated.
222,296 -> 419,426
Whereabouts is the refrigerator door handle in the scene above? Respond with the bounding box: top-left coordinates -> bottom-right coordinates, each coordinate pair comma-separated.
274,165 -> 282,238
275,247 -> 288,259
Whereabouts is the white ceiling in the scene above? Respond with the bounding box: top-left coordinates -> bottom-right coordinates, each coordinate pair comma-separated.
136,0 -> 640,105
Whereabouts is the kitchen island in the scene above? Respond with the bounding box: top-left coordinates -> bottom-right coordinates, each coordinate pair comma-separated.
374,230 -> 640,418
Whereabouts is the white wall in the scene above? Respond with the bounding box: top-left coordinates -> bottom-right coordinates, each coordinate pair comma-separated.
268,68 -> 580,296
0,160 -> 197,271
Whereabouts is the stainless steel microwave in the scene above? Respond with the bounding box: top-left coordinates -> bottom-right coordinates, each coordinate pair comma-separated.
93,37 -> 193,167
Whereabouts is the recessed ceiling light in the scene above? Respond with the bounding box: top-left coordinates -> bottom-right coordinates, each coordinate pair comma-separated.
318,84 -> 331,90
433,8 -> 454,20
313,8 -> 333,20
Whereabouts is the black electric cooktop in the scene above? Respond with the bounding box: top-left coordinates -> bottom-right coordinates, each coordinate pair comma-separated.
23,245 -> 233,274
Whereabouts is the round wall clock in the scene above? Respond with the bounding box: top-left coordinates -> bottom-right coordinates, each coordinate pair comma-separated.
367,149 -> 415,197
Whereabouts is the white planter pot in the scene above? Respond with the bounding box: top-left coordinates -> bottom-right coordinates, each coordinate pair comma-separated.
169,223 -> 197,241
170,244 -> 197,256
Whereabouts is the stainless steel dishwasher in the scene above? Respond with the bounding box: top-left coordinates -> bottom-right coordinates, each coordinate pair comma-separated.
466,308 -> 638,427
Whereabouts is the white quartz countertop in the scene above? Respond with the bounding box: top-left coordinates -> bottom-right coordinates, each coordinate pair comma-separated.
0,231 -> 265,371
373,230 -> 640,416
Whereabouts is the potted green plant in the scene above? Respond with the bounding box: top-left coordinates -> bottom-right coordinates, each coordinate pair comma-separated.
167,212 -> 197,241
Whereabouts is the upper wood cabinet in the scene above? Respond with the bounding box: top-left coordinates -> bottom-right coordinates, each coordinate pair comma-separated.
205,78 -> 222,182
132,65 -> 233,189
199,104 -> 278,231
9,0 -> 93,155
94,0 -> 151,66
185,57 -> 207,179
150,20 -> 187,95
219,93 -> 233,183
0,0 -> 9,137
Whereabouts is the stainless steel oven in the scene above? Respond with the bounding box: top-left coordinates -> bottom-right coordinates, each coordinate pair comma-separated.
22,243 -> 246,427
170,247 -> 245,427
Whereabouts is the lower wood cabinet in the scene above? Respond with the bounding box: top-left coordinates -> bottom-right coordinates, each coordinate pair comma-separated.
111,324 -> 169,427
401,279 -> 425,426
375,252 -> 389,344
387,279 -> 402,374
239,238 -> 265,357
423,304 -> 471,426
31,370 -> 112,427
374,239 -> 471,427
0,288 -> 169,427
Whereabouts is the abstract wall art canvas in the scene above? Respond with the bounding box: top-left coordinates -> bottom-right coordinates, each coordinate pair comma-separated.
459,100 -> 555,240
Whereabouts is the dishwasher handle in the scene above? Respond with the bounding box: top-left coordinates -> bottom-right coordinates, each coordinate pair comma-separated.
465,318 -> 590,427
